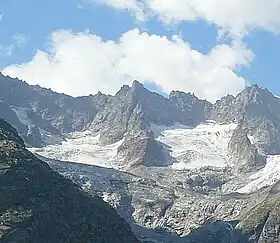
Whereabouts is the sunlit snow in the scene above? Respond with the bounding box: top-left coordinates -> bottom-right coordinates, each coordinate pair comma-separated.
153,121 -> 237,170
30,121 -> 237,171
30,131 -> 124,169
28,119 -> 280,194
237,155 -> 280,194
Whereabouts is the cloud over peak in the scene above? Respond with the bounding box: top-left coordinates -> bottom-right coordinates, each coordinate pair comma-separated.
3,28 -> 253,102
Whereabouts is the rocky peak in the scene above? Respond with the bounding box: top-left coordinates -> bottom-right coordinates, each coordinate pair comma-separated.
131,80 -> 145,93
0,74 -> 104,146
212,94 -> 235,109
211,84 -> 280,155
211,85 -> 276,123
115,84 -> 131,98
169,91 -> 199,111
235,84 -> 275,107
169,90 -> 197,101
169,90 -> 212,125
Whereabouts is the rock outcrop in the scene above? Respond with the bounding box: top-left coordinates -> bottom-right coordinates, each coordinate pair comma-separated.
0,118 -> 139,243
236,181 -> 280,243
0,73 -> 107,146
212,85 -> 280,155
228,126 -> 266,171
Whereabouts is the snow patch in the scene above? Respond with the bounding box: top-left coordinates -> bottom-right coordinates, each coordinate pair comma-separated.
151,123 -> 191,137
237,155 -> 280,194
29,131 -> 124,169
154,121 -> 237,170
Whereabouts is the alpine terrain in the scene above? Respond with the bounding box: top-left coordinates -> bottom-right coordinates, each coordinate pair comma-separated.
2,72 -> 280,242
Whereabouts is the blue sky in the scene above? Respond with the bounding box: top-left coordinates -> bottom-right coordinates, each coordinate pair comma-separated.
1,0 -> 280,101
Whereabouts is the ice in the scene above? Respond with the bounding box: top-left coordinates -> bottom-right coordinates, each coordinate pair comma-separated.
29,131 -> 124,169
237,155 -> 280,194
153,121 -> 237,170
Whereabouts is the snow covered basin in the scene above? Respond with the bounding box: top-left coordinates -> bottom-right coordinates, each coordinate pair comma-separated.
30,121 -> 237,170
29,131 -> 123,169
153,121 -> 237,170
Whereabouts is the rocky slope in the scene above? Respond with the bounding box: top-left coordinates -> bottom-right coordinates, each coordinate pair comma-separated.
0,118 -> 139,243
236,181 -> 280,243
0,73 -> 108,147
87,80 -> 211,168
227,125 -> 266,171
212,85 -> 280,155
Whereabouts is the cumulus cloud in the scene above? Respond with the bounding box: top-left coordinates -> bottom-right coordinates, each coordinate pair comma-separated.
3,29 -> 254,102
0,33 -> 29,57
88,0 -> 145,20
88,0 -> 280,37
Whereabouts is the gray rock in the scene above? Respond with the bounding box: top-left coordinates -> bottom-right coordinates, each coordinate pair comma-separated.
228,126 -> 266,171
169,90 -> 212,126
236,181 -> 280,243
25,124 -> 44,148
0,100 -> 27,137
0,118 -> 139,243
0,73 -> 107,146
212,85 -> 280,155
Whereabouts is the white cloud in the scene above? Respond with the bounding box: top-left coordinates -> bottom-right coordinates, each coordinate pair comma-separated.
88,0 -> 146,20
88,0 -> 280,37
0,45 -> 14,57
12,34 -> 29,48
3,29 -> 254,102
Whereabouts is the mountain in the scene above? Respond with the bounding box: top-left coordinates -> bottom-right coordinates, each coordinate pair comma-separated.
0,73 -> 108,147
212,85 -> 280,155
3,73 -> 280,242
0,118 -> 139,242
0,75 -> 212,169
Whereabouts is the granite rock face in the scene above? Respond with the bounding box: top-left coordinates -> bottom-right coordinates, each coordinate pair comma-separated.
236,181 -> 280,243
87,80 -> 211,168
228,126 -> 266,171
0,73 -> 108,147
169,90 -> 212,126
0,118 -> 139,243
212,85 -> 280,155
